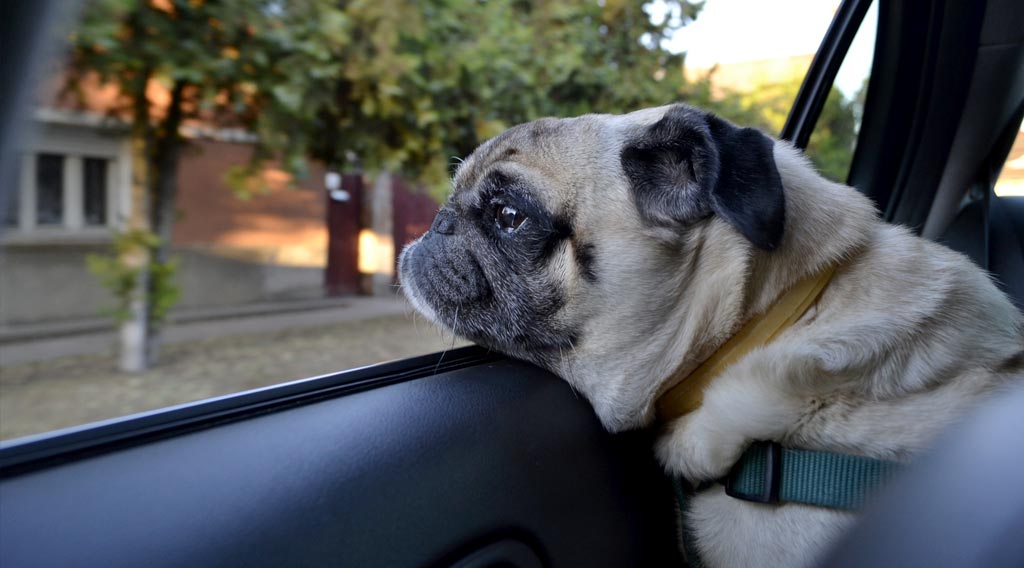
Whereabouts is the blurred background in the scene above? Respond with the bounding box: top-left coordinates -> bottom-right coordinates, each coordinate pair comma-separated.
0,0 -> 894,439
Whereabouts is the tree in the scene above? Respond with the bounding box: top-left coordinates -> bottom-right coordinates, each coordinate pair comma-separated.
68,0 -> 702,370
70,0 -> 350,370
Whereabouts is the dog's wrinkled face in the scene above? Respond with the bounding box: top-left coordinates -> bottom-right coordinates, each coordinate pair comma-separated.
399,103 -> 785,431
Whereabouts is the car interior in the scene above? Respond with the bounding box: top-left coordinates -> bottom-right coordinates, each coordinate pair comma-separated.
1,0 -> 1022,566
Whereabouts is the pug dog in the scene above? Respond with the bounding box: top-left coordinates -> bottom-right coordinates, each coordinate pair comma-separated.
398,103 -> 1024,567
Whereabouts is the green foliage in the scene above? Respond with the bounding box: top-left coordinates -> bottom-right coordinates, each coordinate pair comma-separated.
402,0 -> 699,196
148,254 -> 181,323
85,254 -> 136,323
86,229 -> 181,325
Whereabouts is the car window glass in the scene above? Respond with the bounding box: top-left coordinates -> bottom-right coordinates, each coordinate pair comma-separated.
0,0 -> 841,440
994,119 -> 1024,198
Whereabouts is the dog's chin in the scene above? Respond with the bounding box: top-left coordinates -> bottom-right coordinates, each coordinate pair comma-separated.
506,342 -> 658,434
586,389 -> 657,433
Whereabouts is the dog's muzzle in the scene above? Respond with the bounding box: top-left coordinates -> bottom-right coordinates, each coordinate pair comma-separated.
403,210 -> 491,307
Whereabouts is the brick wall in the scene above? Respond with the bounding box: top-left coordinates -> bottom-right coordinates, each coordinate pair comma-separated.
173,138 -> 328,269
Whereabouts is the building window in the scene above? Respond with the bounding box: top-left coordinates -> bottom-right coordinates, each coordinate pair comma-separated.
83,157 -> 108,226
35,154 -> 64,226
5,151 -> 116,234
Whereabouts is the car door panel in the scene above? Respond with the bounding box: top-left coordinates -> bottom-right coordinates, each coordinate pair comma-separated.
1,352 -> 681,567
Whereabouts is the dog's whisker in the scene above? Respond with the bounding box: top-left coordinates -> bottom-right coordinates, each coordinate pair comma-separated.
450,304 -> 461,343
432,305 -> 460,375
410,309 -> 421,335
567,337 -> 579,356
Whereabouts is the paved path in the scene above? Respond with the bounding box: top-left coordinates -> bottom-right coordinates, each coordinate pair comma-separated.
1,297 -> 468,441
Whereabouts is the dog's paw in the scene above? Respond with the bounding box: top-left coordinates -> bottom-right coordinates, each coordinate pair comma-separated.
655,411 -> 748,483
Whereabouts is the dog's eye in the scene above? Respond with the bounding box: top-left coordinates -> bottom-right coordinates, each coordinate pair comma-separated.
496,205 -> 527,233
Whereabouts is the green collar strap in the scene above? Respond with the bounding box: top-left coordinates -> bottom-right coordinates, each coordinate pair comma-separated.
723,441 -> 901,510
672,442 -> 901,566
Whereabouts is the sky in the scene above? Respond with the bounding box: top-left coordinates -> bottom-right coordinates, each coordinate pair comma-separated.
648,0 -> 878,99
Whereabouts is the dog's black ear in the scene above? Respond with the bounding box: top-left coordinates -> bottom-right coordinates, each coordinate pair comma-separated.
620,105 -> 720,229
705,115 -> 786,251
621,105 -> 786,251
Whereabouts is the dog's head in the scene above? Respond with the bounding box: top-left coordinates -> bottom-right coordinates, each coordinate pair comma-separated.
399,103 -> 787,431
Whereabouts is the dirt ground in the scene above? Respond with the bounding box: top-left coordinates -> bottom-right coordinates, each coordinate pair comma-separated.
0,315 -> 466,441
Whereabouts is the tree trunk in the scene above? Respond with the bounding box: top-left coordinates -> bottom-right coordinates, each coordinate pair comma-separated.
120,123 -> 152,372
145,80 -> 187,366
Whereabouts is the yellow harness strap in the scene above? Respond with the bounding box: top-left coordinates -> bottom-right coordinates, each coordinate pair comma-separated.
655,264 -> 839,421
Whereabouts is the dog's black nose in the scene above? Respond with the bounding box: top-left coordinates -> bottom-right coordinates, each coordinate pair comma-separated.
430,208 -> 457,235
